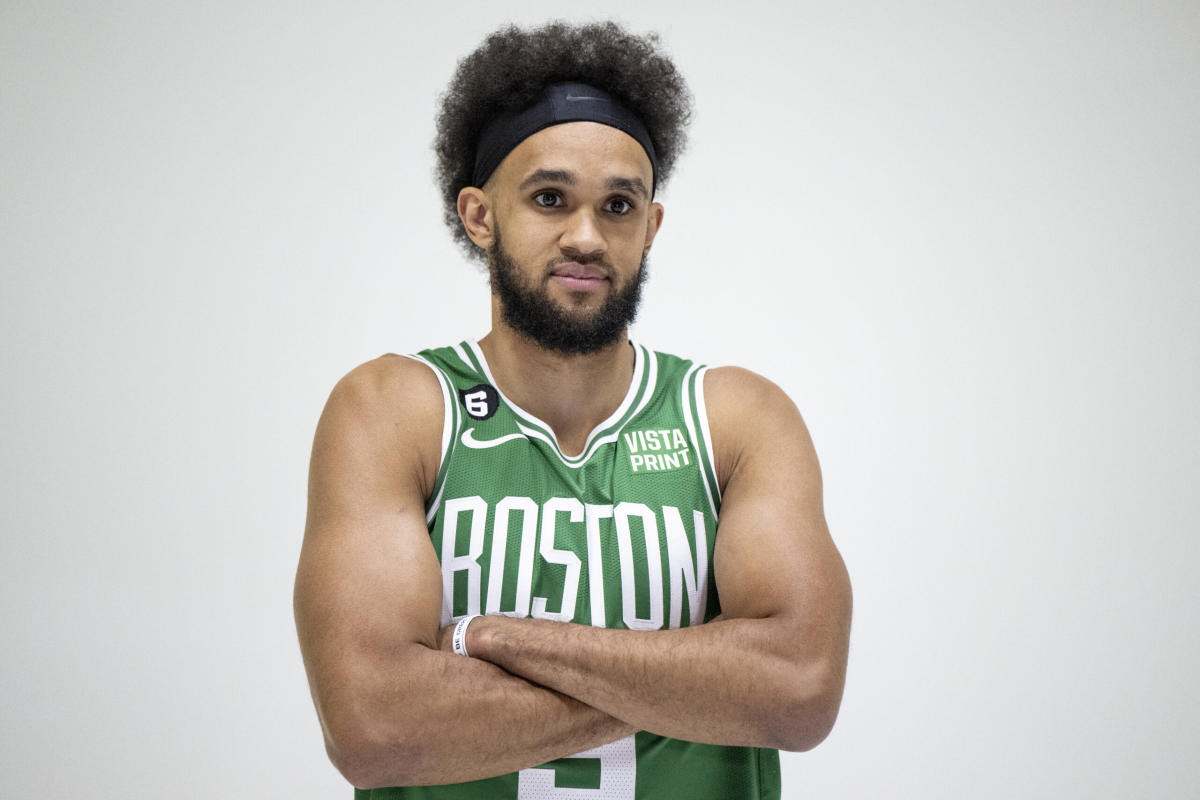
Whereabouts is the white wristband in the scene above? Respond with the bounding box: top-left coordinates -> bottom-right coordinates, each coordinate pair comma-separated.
451,614 -> 481,657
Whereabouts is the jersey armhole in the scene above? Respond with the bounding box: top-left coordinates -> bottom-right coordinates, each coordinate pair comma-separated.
401,354 -> 460,523
682,363 -> 722,518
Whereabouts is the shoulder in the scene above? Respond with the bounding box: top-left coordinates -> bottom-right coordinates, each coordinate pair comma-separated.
702,365 -> 790,406
701,366 -> 818,493
314,353 -> 446,499
645,349 -> 788,409
327,353 -> 444,417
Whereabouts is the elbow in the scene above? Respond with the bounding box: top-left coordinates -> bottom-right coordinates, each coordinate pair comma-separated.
325,733 -> 387,791
767,659 -> 846,752
323,709 -> 427,789
312,644 -> 442,788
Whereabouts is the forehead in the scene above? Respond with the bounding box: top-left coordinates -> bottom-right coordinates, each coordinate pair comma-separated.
493,121 -> 653,189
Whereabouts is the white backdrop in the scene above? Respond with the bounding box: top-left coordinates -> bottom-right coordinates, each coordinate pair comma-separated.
2,1 -> 1197,797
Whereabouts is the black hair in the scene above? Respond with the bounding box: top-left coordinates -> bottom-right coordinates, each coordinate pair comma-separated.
434,20 -> 693,262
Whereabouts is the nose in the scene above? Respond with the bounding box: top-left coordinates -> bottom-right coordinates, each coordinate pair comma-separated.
559,207 -> 606,259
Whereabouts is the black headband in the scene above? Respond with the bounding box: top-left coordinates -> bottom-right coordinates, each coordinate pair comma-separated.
471,82 -> 658,193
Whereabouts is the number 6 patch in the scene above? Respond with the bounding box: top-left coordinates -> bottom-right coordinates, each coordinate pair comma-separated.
459,384 -> 499,420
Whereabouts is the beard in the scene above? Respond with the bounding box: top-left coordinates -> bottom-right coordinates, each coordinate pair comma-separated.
487,226 -> 648,355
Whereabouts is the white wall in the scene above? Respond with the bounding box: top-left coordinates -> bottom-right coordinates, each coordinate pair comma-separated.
2,1 -> 1196,797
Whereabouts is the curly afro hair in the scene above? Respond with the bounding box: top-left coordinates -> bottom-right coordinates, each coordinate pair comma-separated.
434,20 -> 693,262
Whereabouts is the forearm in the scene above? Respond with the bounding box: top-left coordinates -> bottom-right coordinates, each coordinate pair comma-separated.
467,615 -> 842,751
328,642 -> 633,788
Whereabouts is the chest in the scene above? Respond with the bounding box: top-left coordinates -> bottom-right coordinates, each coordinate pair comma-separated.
431,432 -> 719,630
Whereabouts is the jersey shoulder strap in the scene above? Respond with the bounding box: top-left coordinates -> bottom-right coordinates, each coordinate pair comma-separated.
642,348 -> 721,515
404,342 -> 483,520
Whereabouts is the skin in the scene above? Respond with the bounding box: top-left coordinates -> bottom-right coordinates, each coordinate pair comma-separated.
293,121 -> 852,789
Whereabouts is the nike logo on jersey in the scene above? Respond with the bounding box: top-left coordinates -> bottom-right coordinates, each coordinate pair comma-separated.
461,427 -> 527,449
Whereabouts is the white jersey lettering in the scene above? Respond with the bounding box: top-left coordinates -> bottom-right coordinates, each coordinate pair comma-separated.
664,506 -> 709,628
584,503 -> 615,628
487,496 -> 539,618
615,501 -> 664,630
533,497 -> 584,621
441,496 -> 487,624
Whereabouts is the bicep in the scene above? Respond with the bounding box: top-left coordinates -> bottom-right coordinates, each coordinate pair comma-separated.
293,358 -> 446,729
707,368 -> 851,638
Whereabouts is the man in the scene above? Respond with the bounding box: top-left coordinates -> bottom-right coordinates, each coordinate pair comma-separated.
294,20 -> 852,799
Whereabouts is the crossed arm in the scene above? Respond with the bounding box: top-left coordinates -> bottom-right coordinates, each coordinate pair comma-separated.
293,356 -> 851,789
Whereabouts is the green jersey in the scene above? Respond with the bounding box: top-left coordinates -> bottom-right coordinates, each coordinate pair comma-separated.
356,340 -> 781,800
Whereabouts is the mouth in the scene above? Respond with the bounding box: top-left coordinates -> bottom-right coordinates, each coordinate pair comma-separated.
550,261 -> 609,292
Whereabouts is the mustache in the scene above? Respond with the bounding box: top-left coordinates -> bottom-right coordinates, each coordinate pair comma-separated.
547,252 -> 612,269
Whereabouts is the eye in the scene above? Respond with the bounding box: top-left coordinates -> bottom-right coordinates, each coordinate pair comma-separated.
605,196 -> 634,215
534,190 -> 564,208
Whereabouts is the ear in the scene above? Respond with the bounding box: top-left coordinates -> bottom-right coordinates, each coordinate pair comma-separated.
642,201 -> 665,255
457,187 -> 494,249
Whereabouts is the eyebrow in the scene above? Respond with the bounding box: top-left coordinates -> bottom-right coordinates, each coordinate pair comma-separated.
606,176 -> 650,200
518,169 -> 575,191
518,169 -> 650,200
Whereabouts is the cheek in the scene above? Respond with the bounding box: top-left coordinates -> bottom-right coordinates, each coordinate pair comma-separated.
499,217 -> 555,262
610,223 -> 650,260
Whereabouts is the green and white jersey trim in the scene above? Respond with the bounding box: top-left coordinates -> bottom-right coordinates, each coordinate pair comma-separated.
681,362 -> 721,518
409,340 -> 722,523
403,353 -> 461,524
461,340 -> 660,469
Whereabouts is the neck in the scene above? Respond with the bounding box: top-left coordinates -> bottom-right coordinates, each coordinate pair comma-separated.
478,321 -> 635,458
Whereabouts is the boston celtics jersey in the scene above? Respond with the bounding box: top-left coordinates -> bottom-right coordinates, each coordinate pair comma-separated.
355,340 -> 781,800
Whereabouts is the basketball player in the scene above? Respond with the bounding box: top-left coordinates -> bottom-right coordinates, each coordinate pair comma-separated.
294,21 -> 852,799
